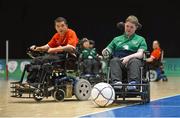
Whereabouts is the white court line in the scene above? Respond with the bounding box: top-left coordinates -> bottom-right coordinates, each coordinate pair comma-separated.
77,94 -> 180,118
151,94 -> 180,101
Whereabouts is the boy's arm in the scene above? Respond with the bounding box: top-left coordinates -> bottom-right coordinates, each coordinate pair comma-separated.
146,56 -> 154,62
48,45 -> 75,53
30,44 -> 49,52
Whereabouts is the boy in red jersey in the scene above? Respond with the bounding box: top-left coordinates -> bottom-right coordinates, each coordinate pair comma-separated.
31,17 -> 78,53
146,40 -> 161,63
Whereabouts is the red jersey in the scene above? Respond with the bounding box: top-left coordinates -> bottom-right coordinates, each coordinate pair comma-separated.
151,47 -> 161,60
48,29 -> 78,48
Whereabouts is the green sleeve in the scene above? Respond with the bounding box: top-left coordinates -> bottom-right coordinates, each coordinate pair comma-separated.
139,38 -> 147,51
90,48 -> 97,58
81,49 -> 89,59
106,38 -> 116,54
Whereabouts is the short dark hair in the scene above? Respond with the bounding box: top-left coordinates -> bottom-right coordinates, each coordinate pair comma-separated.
80,38 -> 89,45
80,38 -> 89,49
54,17 -> 67,25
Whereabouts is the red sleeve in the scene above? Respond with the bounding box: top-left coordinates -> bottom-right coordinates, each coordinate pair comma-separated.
151,49 -> 161,60
67,30 -> 78,47
48,33 -> 59,48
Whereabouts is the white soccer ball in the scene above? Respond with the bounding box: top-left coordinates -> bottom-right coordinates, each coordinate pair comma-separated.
91,82 -> 115,107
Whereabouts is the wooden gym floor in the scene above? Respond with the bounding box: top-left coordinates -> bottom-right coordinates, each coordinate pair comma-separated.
0,77 -> 180,117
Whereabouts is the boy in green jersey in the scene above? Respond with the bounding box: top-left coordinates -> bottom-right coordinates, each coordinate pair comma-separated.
80,38 -> 100,75
102,15 -> 147,90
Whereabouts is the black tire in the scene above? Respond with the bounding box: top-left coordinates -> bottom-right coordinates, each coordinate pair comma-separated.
74,79 -> 91,101
53,89 -> 65,102
33,89 -> 43,102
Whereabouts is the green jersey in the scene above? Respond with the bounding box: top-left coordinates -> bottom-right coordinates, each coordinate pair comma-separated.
81,48 -> 97,59
106,33 -> 147,55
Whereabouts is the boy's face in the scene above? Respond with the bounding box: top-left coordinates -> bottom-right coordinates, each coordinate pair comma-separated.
55,21 -> 68,35
83,41 -> 90,49
124,22 -> 137,36
153,41 -> 159,49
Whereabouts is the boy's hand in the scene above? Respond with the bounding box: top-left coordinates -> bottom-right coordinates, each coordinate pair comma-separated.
120,56 -> 130,64
30,45 -> 36,51
102,49 -> 110,58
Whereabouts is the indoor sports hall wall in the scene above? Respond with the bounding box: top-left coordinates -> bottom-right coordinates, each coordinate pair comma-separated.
0,59 -> 30,80
0,58 -> 180,80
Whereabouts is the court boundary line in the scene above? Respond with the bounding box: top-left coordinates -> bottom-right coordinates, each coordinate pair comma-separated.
77,94 -> 180,118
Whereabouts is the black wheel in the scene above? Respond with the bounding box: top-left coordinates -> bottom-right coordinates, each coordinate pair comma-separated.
74,79 -> 91,101
53,89 -> 65,102
33,89 -> 43,102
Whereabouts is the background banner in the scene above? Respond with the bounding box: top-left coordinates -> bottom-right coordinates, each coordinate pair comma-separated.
0,59 -> 30,80
0,58 -> 180,80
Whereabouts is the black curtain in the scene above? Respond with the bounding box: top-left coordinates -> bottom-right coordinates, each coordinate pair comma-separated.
0,0 -> 180,58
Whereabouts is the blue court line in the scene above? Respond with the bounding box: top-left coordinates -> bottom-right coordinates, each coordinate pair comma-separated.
80,95 -> 180,117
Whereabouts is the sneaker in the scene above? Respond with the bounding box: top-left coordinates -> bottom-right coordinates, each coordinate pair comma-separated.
83,74 -> 91,78
127,81 -> 137,91
113,81 -> 122,89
